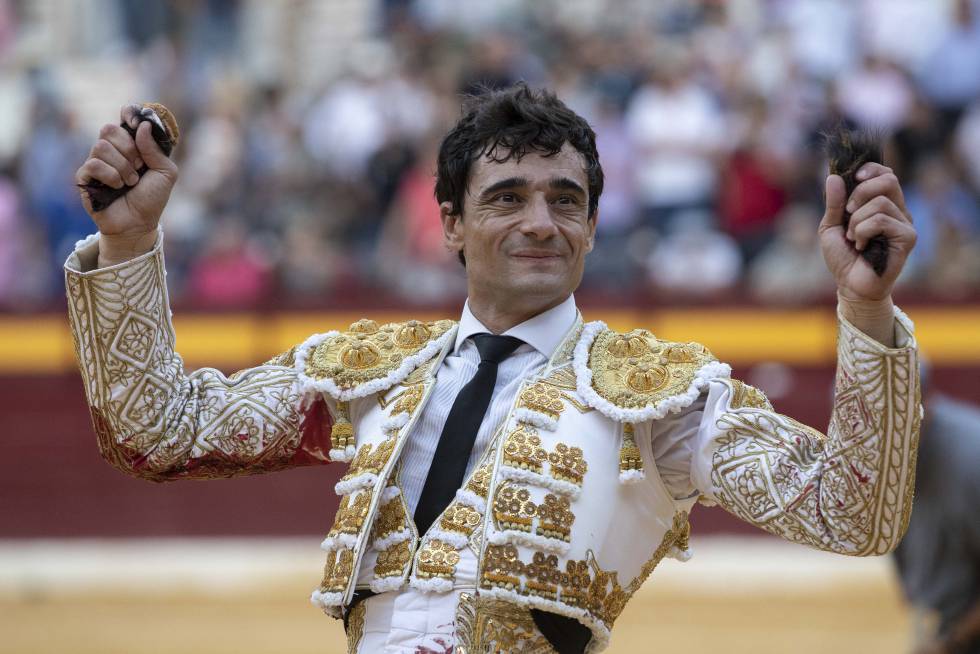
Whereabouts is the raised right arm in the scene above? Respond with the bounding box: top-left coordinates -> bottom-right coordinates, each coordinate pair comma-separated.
66,233 -> 334,481
67,104 -> 333,481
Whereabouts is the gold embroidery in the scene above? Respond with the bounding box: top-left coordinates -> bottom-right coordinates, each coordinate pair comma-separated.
340,437 -> 397,482
371,493 -> 408,541
345,599 -> 366,654
319,547 -> 355,593
538,366 -> 578,390
548,443 -> 587,485
588,328 -> 716,409
502,427 -> 548,473
304,319 -> 454,391
416,539 -> 461,580
465,461 -> 494,497
439,502 -> 482,535
374,538 -> 413,579
517,383 -> 566,422
619,423 -> 643,474
480,513 -> 689,633
348,318 -> 379,335
328,489 -> 371,537
331,401 -> 355,452
728,379 -> 772,411
391,383 -> 425,416
455,592 -> 557,654
492,483 -> 537,533
535,493 -> 573,542
709,317 -> 919,556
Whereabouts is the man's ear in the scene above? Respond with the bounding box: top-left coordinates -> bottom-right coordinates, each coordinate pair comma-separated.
440,201 -> 465,256
585,208 -> 599,253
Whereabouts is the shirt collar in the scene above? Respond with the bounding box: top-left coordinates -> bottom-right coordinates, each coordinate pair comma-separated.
453,295 -> 578,359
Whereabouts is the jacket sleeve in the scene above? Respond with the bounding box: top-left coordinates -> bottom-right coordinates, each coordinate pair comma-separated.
690,308 -> 921,556
64,232 -> 334,482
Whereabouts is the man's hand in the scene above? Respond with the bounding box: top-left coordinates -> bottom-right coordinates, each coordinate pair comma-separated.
75,104 -> 179,267
819,163 -> 917,346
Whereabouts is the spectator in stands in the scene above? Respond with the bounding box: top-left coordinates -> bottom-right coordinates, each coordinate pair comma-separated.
626,46 -> 727,233
747,203 -> 831,305
645,210 -> 742,297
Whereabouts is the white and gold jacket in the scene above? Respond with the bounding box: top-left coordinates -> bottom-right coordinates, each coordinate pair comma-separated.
65,235 -> 921,652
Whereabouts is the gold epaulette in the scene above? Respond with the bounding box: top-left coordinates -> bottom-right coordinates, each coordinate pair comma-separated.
586,327 -> 719,411
302,318 -> 456,393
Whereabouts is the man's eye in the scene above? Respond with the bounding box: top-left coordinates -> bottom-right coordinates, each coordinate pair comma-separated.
494,193 -> 519,203
556,195 -> 578,205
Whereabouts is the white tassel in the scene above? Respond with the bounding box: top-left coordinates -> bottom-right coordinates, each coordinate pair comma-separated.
334,473 -> 378,496
498,465 -> 581,499
408,575 -> 454,593
328,446 -> 356,463
309,589 -> 343,611
486,528 -> 570,555
512,407 -> 559,432
320,533 -> 358,551
369,575 -> 406,593
618,469 -> 646,484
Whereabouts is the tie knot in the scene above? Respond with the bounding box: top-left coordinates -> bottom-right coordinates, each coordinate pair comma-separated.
471,333 -> 523,365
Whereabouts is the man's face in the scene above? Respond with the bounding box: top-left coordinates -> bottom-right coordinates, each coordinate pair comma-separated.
441,143 -> 597,310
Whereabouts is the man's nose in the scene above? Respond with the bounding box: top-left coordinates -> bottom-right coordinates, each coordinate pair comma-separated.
519,196 -> 559,239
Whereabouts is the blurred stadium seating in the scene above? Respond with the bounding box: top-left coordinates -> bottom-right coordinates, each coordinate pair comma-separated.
2,1 -> 979,652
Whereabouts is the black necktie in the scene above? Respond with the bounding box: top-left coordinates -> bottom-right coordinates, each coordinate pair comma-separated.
413,333 -> 523,537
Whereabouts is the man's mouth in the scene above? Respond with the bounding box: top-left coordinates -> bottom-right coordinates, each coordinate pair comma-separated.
511,250 -> 562,259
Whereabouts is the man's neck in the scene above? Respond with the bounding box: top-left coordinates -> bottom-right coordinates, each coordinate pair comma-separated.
466,294 -> 570,334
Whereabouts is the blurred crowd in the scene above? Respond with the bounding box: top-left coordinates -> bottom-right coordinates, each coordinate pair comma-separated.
1,0 -> 979,310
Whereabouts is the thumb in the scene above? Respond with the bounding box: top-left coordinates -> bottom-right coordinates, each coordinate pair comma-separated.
134,121 -> 172,173
820,174 -> 846,229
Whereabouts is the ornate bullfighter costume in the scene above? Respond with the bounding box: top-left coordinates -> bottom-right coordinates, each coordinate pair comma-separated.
65,232 -> 921,653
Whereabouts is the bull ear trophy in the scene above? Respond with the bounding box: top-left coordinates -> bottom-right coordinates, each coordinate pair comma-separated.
80,102 -> 180,212
823,125 -> 889,276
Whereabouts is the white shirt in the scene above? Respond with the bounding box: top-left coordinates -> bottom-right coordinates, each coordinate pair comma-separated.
398,295 -> 578,515
397,294 -> 698,517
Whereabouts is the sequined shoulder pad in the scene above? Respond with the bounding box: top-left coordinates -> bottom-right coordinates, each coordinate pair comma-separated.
572,321 -> 732,423
295,318 -> 457,401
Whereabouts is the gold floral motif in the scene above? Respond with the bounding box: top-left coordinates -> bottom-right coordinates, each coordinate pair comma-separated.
340,340 -> 381,369
480,514 -> 689,633
626,362 -> 669,393
588,328 -> 716,409
492,483 -> 537,533
390,384 -> 425,416
339,437 -> 397,482
348,318 -> 379,335
319,547 -> 355,593
370,493 -> 408,541
535,494 -> 574,542
345,599 -> 366,654
548,443 -> 587,485
329,489 -> 371,536
455,592 -> 557,654
728,379 -> 772,411
538,366 -> 578,390
439,502 -> 482,535
605,334 -> 651,358
374,538 -> 413,579
395,320 -> 432,348
502,427 -> 548,473
619,423 -> 643,473
466,461 -> 494,497
517,383 -> 566,422
416,539 -> 461,580
305,319 -> 455,391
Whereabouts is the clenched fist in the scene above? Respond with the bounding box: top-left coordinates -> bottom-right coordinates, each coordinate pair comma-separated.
75,103 -> 179,267
819,163 -> 917,346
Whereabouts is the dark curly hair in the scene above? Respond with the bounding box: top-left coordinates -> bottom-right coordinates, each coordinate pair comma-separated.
435,83 -> 604,229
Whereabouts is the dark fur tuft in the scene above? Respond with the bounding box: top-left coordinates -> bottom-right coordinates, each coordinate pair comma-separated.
823,125 -> 889,276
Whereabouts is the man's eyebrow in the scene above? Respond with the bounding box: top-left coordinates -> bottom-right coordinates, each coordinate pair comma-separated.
549,177 -> 586,194
479,177 -> 529,198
